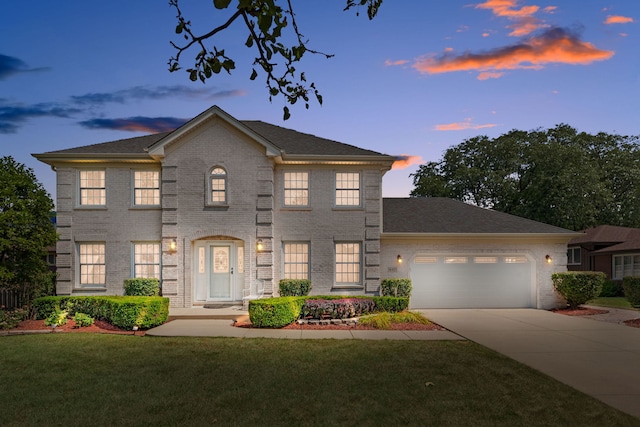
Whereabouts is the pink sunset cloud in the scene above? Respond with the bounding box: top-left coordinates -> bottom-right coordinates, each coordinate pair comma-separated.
392,155 -> 424,170
604,15 -> 634,25
434,119 -> 497,131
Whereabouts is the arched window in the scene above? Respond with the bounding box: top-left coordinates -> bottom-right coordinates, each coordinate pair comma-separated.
210,167 -> 227,204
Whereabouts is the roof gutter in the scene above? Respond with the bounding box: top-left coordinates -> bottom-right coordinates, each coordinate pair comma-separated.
381,232 -> 581,241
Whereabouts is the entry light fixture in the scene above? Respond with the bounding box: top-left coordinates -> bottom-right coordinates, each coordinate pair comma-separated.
397,254 -> 403,264
168,239 -> 177,253
545,254 -> 552,264
257,239 -> 264,252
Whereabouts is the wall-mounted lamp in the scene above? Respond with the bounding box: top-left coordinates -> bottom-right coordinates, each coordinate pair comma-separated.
168,239 -> 177,253
257,239 -> 264,252
545,254 -> 552,264
397,254 -> 403,264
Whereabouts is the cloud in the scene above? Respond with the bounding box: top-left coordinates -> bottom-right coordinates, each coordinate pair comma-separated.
604,15 -> 634,25
477,71 -> 505,80
392,155 -> 424,170
434,119 -> 498,131
78,116 -> 189,133
413,27 -> 614,78
475,0 -> 546,36
384,59 -> 409,67
0,100 -> 80,134
0,54 -> 50,80
71,85 -> 246,105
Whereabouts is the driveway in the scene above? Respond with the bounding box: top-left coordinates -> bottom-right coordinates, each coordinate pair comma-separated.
420,308 -> 640,419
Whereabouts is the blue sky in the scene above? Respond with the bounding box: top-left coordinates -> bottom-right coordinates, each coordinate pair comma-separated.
2,0 -> 638,200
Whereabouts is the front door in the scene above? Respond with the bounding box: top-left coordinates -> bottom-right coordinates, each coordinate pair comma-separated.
210,245 -> 231,299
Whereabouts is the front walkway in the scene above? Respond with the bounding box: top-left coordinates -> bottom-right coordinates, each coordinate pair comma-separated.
420,308 -> 640,420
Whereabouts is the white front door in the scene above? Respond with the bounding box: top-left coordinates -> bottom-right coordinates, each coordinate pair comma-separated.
210,245 -> 231,299
194,240 -> 244,302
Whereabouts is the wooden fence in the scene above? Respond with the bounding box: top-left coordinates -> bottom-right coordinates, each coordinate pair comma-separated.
0,289 -> 22,310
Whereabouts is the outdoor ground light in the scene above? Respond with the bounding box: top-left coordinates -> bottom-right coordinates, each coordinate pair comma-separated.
257,239 -> 264,252
397,254 -> 403,264
545,255 -> 552,264
132,325 -> 139,335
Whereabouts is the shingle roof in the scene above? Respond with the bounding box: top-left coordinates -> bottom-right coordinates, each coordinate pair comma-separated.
382,197 -> 576,234
568,225 -> 640,245
38,121 -> 388,158
593,239 -> 640,254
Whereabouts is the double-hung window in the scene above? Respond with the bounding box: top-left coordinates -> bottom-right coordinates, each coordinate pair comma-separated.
283,242 -> 310,280
567,247 -> 581,265
613,254 -> 640,280
335,242 -> 361,286
79,170 -> 106,206
284,172 -> 309,207
79,243 -> 106,286
133,171 -> 160,206
133,243 -> 161,279
210,167 -> 227,204
335,172 -> 360,207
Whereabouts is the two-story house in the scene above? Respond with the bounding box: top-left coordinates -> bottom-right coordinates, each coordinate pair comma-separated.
34,106 -> 577,310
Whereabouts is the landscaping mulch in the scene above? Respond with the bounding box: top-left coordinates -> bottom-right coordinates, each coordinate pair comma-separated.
12,319 -> 144,335
623,318 -> 640,328
550,307 -> 609,316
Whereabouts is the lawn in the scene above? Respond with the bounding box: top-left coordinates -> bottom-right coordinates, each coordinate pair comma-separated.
589,296 -> 639,310
1,335 -> 638,426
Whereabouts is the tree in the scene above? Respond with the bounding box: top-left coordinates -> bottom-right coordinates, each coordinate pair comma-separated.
410,125 -> 640,231
0,157 -> 57,306
168,0 -> 382,120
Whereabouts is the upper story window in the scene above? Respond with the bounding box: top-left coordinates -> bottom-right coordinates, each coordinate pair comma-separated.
335,172 -> 360,207
567,247 -> 581,265
284,172 -> 309,207
79,170 -> 106,206
133,171 -> 160,206
210,167 -> 227,204
78,243 -> 106,286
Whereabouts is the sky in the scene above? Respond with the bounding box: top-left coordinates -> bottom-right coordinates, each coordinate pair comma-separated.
2,0 -> 639,201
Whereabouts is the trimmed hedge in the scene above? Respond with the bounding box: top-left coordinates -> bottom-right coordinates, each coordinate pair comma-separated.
373,296 -> 410,312
622,277 -> 640,308
380,278 -> 412,297
124,278 -> 160,296
278,279 -> 312,296
551,271 -> 605,309
249,297 -> 305,328
32,296 -> 169,329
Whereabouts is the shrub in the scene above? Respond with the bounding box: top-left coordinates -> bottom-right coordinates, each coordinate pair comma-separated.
599,280 -> 624,297
124,278 -> 160,296
372,296 -> 410,312
380,278 -> 412,297
278,279 -> 312,296
0,307 -> 28,330
622,277 -> 640,308
249,297 -> 304,328
551,271 -> 605,309
44,309 -> 68,327
358,311 -> 430,329
33,296 -> 169,329
302,298 -> 375,319
73,312 -> 94,327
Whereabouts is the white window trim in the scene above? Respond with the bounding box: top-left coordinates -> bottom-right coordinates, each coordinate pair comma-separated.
131,242 -> 161,279
334,171 -> 361,208
77,242 -> 106,287
612,254 -> 640,280
282,241 -> 310,280
207,166 -> 228,206
77,169 -> 106,207
283,171 -> 310,208
131,170 -> 161,207
567,247 -> 581,266
334,241 -> 362,287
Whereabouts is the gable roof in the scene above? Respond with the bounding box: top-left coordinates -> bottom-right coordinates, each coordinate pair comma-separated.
382,197 -> 577,235
568,225 -> 640,245
34,106 -> 393,163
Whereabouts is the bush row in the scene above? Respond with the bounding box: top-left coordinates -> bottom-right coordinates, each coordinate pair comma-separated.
248,295 -> 410,328
32,296 -> 169,329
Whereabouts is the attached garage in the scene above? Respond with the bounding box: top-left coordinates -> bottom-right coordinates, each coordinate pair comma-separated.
409,254 -> 533,309
381,198 -> 580,310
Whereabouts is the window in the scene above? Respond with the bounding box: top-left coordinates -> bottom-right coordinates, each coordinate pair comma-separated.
335,172 -> 360,206
335,242 -> 361,285
284,172 -> 309,206
567,247 -> 581,265
79,170 -> 105,206
210,167 -> 227,204
133,243 -> 160,279
613,254 -> 640,280
79,243 -> 105,286
133,171 -> 160,206
283,242 -> 310,280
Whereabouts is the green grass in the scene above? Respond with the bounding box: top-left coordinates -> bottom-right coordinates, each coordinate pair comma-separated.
589,297 -> 639,311
359,310 -> 431,328
1,335 -> 638,426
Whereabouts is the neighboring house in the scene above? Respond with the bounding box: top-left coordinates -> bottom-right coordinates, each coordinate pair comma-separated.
33,105 -> 577,310
567,225 -> 640,281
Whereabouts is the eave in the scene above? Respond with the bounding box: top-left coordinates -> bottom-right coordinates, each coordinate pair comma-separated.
32,153 -> 157,166
381,232 -> 581,242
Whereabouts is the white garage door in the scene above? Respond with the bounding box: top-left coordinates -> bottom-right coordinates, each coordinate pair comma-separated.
409,255 -> 533,309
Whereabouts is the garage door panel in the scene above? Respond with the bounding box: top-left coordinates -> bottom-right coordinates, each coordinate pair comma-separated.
410,255 -> 532,309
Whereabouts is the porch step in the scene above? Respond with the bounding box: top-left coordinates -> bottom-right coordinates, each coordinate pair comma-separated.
168,306 -> 248,321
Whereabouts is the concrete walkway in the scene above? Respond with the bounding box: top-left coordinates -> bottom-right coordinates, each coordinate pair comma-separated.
420,308 -> 640,419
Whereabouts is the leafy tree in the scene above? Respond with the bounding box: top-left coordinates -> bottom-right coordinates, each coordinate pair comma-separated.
168,0 -> 382,120
411,125 -> 640,231
0,157 -> 57,306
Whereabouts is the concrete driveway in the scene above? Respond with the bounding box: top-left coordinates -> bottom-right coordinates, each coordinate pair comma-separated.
420,308 -> 640,419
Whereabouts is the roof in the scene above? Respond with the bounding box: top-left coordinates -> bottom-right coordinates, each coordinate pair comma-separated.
41,132 -> 170,155
382,197 -> 577,235
593,240 -> 640,254
568,225 -> 640,245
